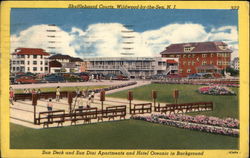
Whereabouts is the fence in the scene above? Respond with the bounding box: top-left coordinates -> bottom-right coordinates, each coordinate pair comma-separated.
155,102 -> 213,114
130,103 -> 152,114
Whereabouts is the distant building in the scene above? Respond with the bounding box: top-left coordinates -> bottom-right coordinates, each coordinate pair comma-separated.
48,54 -> 84,73
231,57 -> 239,70
84,57 -> 176,78
11,48 -> 50,73
160,41 -> 232,77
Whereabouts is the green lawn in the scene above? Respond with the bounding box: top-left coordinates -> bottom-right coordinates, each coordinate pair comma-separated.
10,120 -> 238,149
108,84 -> 239,119
15,85 -> 109,94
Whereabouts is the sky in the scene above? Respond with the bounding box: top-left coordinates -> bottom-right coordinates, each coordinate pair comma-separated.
11,9 -> 238,59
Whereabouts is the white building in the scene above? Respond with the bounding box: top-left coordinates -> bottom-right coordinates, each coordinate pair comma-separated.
84,57 -> 178,78
48,54 -> 84,73
231,57 -> 239,70
11,48 -> 50,73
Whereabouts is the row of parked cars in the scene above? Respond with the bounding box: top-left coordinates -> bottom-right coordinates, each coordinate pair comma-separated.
10,72 -> 129,84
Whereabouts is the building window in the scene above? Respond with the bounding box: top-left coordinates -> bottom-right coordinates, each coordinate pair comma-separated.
188,54 -> 191,58
27,67 -> 30,71
170,55 -> 175,58
33,67 -> 37,71
40,67 -> 43,71
33,61 -> 37,65
183,54 -> 186,58
21,55 -> 25,58
17,61 -> 19,64
192,61 -> 195,66
202,61 -> 207,65
45,67 -> 48,71
184,47 -> 191,52
179,69 -> 183,73
211,54 -> 214,57
17,67 -> 20,71
192,54 -> 195,58
176,55 -> 180,58
27,55 -> 30,58
202,54 -> 207,58
183,61 -> 186,66
45,62 -> 48,65
40,61 -> 43,65
13,67 -> 15,71
187,69 -> 191,73
217,61 -> 222,65
33,55 -> 37,59
188,61 -> 191,65
13,61 -> 16,64
27,61 -> 30,65
217,53 -> 221,57
40,55 -> 43,58
21,61 -> 25,64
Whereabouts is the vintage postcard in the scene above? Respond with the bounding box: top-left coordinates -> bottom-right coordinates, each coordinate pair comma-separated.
0,1 -> 249,158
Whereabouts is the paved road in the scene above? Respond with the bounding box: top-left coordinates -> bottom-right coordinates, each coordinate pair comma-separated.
11,80 -> 137,89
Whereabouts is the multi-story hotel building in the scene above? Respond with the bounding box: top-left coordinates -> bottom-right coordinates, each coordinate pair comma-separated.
11,48 -> 50,73
160,41 -> 232,77
84,57 -> 175,78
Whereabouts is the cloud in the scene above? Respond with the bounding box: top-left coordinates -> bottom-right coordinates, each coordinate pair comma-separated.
11,23 -> 238,59
11,24 -> 77,57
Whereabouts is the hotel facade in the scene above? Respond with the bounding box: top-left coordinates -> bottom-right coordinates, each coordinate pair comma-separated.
160,41 -> 232,77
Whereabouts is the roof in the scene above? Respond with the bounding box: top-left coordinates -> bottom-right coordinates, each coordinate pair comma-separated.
70,57 -> 83,62
48,54 -> 72,60
160,41 -> 233,55
166,59 -> 178,64
13,48 -> 50,56
49,60 -> 62,67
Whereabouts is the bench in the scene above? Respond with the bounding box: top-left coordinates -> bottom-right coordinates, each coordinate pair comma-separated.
98,105 -> 127,122
70,107 -> 97,125
130,103 -> 152,115
38,110 -> 65,128
14,93 -> 32,101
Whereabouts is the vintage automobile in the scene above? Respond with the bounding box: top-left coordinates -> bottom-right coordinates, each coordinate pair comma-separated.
44,74 -> 65,83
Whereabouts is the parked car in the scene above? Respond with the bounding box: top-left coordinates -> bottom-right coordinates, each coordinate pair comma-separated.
77,72 -> 90,81
187,73 -> 203,79
166,74 -> 181,79
104,73 -> 117,80
15,76 -> 38,84
65,74 -> 83,82
116,75 -> 129,80
44,74 -> 65,83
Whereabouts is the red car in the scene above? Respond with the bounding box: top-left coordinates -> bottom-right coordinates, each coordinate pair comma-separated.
15,76 -> 38,84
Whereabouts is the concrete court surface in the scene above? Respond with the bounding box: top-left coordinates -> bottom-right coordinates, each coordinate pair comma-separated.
10,80 -> 154,129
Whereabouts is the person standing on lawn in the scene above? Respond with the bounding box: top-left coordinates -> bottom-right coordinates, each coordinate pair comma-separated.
56,86 -> 60,102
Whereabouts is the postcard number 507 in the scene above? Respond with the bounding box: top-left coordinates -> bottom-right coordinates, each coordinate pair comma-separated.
231,6 -> 239,10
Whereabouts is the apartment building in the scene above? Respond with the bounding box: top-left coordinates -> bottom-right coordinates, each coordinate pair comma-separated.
11,48 -> 50,73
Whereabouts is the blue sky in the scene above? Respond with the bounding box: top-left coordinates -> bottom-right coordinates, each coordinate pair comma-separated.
11,9 -> 239,58
11,9 -> 238,34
